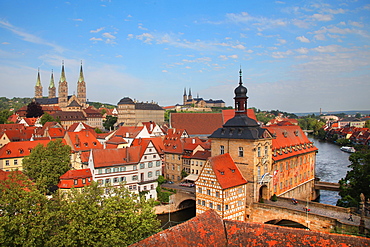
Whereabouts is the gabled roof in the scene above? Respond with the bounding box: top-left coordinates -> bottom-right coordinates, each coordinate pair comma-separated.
265,125 -> 318,161
58,168 -> 92,189
171,113 -> 224,135
83,106 -> 103,118
47,127 -> 65,139
191,150 -> 211,160
113,126 -> 145,138
0,140 -> 51,159
90,146 -> 142,168
64,130 -> 102,152
67,122 -> 94,132
51,111 -> 87,121
207,153 -> 247,190
131,137 -> 165,155
0,124 -> 25,132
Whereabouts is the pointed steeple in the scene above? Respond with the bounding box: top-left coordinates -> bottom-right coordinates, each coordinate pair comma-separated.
78,61 -> 84,83
48,70 -> 56,98
59,60 -> 66,83
36,68 -> 42,87
34,68 -> 43,98
188,88 -> 192,100
183,87 -> 186,96
189,88 -> 192,97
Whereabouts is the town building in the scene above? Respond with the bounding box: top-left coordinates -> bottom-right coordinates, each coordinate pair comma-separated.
116,97 -> 164,126
197,69 -> 317,220
183,88 -> 225,108
57,168 -> 92,194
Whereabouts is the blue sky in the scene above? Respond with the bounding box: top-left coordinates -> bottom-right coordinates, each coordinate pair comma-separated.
0,0 -> 369,113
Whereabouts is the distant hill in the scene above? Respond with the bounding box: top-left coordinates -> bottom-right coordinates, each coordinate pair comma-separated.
295,110 -> 370,117
87,101 -> 117,109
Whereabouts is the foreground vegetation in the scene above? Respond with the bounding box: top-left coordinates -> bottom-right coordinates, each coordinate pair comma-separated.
0,173 -> 160,246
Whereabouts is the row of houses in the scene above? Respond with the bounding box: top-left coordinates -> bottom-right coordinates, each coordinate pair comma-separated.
326,126 -> 370,146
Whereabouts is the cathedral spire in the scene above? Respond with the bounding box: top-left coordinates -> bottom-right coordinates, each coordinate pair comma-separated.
49,69 -> 55,88
34,68 -> 43,98
48,70 -> 56,98
78,61 -> 84,83
58,61 -> 68,108
183,87 -> 186,96
59,60 -> 66,82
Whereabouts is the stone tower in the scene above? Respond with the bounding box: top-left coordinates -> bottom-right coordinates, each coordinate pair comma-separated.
183,87 -> 187,105
34,69 -> 43,98
58,61 -> 68,109
188,88 -> 192,101
77,62 -> 86,107
48,70 -> 56,99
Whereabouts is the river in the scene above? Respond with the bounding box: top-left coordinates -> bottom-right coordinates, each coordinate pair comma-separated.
310,137 -> 352,205
157,137 -> 352,227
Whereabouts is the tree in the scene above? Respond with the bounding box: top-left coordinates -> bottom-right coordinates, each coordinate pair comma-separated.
103,115 -> 117,130
51,183 -> 160,246
0,171 -> 58,246
26,101 -> 44,118
365,120 -> 370,129
22,139 -> 71,193
0,110 -> 12,124
94,127 -> 103,133
40,112 -> 60,126
337,150 -> 370,208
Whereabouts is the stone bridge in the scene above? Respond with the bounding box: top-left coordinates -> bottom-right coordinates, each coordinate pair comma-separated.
251,197 -> 369,234
169,189 -> 196,210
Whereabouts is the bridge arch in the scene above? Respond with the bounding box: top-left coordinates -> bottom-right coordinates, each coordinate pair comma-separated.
265,219 -> 308,229
259,185 -> 268,202
178,199 -> 196,210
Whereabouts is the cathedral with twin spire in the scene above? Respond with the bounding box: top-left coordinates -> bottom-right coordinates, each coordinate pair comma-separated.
34,61 -> 87,111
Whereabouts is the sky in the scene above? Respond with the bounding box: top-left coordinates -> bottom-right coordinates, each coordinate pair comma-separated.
0,0 -> 369,113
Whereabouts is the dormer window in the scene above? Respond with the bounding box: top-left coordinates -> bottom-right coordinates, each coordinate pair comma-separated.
84,142 -> 88,147
19,149 -> 24,154
6,150 -> 11,155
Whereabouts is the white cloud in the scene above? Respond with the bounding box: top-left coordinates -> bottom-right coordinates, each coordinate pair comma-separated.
226,12 -> 287,30
311,14 -> 333,21
325,8 -> 346,14
311,45 -> 345,53
271,50 -> 293,58
295,47 -> 309,54
277,39 -> 287,44
296,36 -> 310,43
1,42 -> 10,45
73,19 -> 83,22
127,34 -> 134,40
229,55 -> 238,59
136,33 -> 154,44
0,20 -> 64,53
102,32 -> 116,39
232,44 -> 246,50
348,21 -> 364,28
138,24 -> 148,30
115,55 -> 122,58
90,37 -> 103,42
90,27 -> 105,33
162,70 -> 168,73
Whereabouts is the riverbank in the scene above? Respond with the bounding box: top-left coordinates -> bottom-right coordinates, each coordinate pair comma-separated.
154,204 -> 177,214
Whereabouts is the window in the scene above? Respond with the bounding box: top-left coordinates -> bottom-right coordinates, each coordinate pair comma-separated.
225,191 -> 229,198
238,147 -> 243,157
207,189 -> 211,195
120,166 -> 126,172
216,191 -> 220,198
113,177 -> 118,183
148,171 -> 153,178
202,200 -> 205,206
144,186 -> 147,191
217,204 -> 221,211
148,162 -> 153,168
198,188 -> 202,193
238,188 -> 242,194
105,178 -> 110,184
120,177 -> 126,182
105,168 -> 111,174
82,178 -> 86,184
225,204 -> 229,210
153,155 -> 156,158
133,165 -> 137,171
198,200 -> 201,205
258,166 -> 261,178
140,163 -> 145,169
209,202 -> 213,209
257,147 -> 261,157
14,160 -> 18,165
74,179 -> 78,185
156,161 -> 160,167
172,165 -> 175,170
151,184 -> 154,190
5,160 -> 9,166
132,175 -> 138,181
98,179 -> 103,185
220,145 -> 224,155
156,170 -> 160,176
264,146 -> 268,156
98,169 -> 102,174
238,201 -> 243,206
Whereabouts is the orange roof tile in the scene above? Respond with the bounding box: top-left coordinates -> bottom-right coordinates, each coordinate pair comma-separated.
58,168 -> 92,189
170,113 -> 224,135
91,147 -> 142,168
0,140 -> 51,159
64,130 -> 102,151
113,126 -> 144,138
208,153 -> 247,189
131,137 -> 165,155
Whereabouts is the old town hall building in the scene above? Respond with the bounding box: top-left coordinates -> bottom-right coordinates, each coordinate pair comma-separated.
195,70 -> 318,221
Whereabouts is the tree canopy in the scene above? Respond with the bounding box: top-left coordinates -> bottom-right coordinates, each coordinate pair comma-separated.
40,112 -> 60,126
22,139 -> 71,193
337,149 -> 370,208
0,175 -> 160,246
26,101 -> 44,118
103,115 -> 117,130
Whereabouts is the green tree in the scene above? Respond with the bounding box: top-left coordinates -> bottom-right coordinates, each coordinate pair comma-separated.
157,175 -> 166,185
23,139 -> 71,193
0,110 -> 12,124
51,183 -> 160,246
40,112 -> 60,126
94,127 -> 103,133
103,115 -> 117,130
337,150 -> 370,208
26,101 -> 44,118
365,120 -> 370,129
0,172 -> 58,246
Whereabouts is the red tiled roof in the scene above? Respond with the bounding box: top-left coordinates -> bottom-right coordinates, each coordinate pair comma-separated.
222,109 -> 257,123
22,118 -> 38,126
90,147 -> 142,168
47,127 -> 65,138
191,150 -> 211,160
170,113 -> 224,135
58,168 -> 92,189
130,209 -> 370,247
113,126 -> 144,138
208,153 -> 247,189
67,122 -> 94,132
266,125 -> 318,161
0,124 -> 25,132
64,130 -> 103,151
0,140 -> 51,159
131,137 -> 165,155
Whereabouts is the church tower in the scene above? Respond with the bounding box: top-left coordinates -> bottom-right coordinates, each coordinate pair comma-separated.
48,70 -> 56,99
183,87 -> 187,105
188,88 -> 192,100
77,62 -> 86,107
58,61 -> 68,109
34,69 -> 43,98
